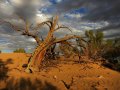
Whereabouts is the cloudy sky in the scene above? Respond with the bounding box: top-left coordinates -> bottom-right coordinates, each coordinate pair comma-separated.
0,0 -> 120,52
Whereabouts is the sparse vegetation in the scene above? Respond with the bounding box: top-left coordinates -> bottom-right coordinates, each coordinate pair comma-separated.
84,30 -> 104,59
75,30 -> 105,61
102,38 -> 120,71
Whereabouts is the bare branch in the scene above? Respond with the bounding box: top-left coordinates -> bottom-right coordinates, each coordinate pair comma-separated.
25,21 -> 29,33
22,31 -> 42,44
53,35 -> 83,43
0,20 -> 24,31
43,16 -> 59,43
54,24 -> 72,32
60,41 -> 73,46
40,35 -> 44,41
33,21 -> 52,31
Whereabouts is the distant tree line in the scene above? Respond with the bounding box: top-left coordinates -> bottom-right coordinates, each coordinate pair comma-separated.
13,48 -> 26,53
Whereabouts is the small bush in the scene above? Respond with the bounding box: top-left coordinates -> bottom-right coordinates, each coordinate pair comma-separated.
0,50 -> 1,53
13,48 -> 26,53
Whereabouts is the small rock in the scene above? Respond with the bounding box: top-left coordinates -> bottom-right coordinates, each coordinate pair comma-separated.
98,75 -> 104,79
22,64 -> 28,68
53,75 -> 57,79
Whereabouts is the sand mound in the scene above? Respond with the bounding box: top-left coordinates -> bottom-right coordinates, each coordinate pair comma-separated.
0,53 -> 120,90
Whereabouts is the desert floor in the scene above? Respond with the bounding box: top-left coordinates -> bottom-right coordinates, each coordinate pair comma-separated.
0,53 -> 120,90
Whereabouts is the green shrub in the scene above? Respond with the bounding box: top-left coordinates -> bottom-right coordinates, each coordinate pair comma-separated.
13,48 -> 26,53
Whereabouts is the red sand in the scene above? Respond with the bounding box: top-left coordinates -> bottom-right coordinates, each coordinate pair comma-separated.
0,53 -> 120,90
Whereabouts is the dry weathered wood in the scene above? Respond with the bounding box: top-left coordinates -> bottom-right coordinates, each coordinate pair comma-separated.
54,24 -> 72,32
33,20 -> 52,31
53,35 -> 83,43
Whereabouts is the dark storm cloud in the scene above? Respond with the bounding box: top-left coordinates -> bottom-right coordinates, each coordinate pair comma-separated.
8,0 -> 38,22
104,33 -> 120,39
51,0 -> 120,38
0,0 -> 49,22
82,0 -> 120,32
98,23 -> 120,31
53,0 -> 120,26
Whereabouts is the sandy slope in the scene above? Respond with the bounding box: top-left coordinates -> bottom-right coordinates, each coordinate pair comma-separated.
0,53 -> 120,90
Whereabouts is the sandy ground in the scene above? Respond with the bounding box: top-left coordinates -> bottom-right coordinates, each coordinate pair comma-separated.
0,53 -> 120,90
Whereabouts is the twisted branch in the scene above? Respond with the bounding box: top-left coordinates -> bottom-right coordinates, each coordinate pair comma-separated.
54,35 -> 84,43
55,24 -> 72,32
0,20 -> 23,31
33,21 -> 52,31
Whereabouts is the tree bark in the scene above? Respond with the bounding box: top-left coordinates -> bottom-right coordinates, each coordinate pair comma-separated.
25,42 -> 47,72
25,38 -> 55,73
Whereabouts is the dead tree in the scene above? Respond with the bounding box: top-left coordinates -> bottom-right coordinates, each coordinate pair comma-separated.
0,16 -> 83,73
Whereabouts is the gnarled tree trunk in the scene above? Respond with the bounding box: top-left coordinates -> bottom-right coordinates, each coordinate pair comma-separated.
26,39 -> 55,72
25,16 -> 58,73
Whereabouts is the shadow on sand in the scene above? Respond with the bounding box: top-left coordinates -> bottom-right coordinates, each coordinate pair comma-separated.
0,59 -> 12,80
0,59 -> 58,90
4,78 -> 58,90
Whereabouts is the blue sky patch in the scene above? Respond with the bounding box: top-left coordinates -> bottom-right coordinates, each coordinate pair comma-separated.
49,0 -> 63,4
70,7 -> 88,14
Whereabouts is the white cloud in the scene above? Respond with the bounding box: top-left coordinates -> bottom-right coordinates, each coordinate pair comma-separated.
0,0 -> 14,18
65,13 -> 83,19
56,0 -> 62,3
